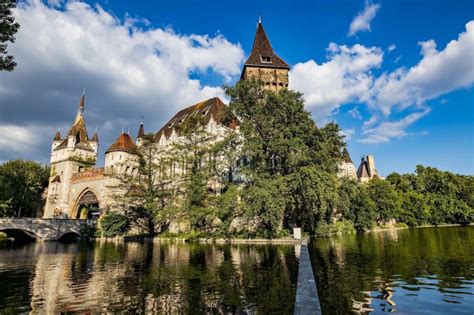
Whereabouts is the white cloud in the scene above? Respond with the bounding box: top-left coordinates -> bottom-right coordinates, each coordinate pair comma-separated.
291,20 -> 474,144
289,43 -> 383,119
0,1 -> 244,160
348,107 -> 362,120
370,21 -> 474,116
0,124 -> 48,156
388,44 -> 396,52
360,109 -> 430,144
340,128 -> 356,141
348,1 -> 381,37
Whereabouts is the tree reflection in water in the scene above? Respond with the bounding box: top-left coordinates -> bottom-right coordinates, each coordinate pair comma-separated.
0,241 -> 299,314
310,226 -> 474,314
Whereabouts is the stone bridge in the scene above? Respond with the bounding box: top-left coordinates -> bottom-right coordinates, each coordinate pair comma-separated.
0,218 -> 93,241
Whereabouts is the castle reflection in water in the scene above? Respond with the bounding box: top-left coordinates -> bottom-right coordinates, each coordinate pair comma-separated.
0,241 -> 299,313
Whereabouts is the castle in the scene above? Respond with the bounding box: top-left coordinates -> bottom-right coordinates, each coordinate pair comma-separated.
43,20 -> 380,220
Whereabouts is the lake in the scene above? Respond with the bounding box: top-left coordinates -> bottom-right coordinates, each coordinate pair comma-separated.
0,226 -> 473,314
311,226 -> 474,314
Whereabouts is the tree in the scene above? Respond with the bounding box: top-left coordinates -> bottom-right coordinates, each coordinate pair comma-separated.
1,0 -> 20,71
109,133 -> 161,235
224,80 -> 344,235
366,178 -> 401,224
0,160 -> 50,217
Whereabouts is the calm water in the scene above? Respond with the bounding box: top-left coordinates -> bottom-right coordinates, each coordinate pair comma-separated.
0,241 -> 298,314
310,226 -> 474,314
0,227 -> 473,314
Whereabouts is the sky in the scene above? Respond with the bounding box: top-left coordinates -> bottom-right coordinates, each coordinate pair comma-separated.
0,0 -> 473,176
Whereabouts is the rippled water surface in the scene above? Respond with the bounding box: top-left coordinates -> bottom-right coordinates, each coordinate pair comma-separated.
0,241 -> 299,314
310,226 -> 474,314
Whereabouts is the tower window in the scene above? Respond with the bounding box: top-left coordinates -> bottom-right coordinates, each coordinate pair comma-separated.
261,56 -> 272,63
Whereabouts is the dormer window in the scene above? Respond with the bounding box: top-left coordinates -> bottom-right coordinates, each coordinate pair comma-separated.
261,55 -> 272,63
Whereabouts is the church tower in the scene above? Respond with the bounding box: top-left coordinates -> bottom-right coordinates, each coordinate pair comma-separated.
44,92 -> 99,218
241,18 -> 290,91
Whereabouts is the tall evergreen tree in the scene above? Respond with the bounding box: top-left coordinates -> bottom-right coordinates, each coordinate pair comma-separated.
0,0 -> 20,71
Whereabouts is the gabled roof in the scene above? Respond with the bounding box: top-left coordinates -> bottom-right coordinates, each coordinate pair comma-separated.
105,133 -> 138,154
242,21 -> 289,73
154,97 -> 236,143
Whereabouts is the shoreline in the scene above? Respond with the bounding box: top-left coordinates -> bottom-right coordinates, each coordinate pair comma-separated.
92,224 -> 473,244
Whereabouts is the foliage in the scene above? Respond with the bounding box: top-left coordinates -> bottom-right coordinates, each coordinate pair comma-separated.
0,160 -> 50,217
315,220 -> 356,237
0,0 -> 20,71
99,212 -> 130,237
366,178 -> 401,224
223,80 -> 344,236
109,133 -> 161,235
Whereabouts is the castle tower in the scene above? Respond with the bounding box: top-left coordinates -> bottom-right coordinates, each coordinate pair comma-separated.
44,92 -> 99,218
105,132 -> 140,176
241,18 -> 290,91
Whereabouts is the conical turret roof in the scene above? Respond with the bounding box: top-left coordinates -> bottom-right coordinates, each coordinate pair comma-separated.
342,147 -> 353,163
53,130 -> 61,141
243,20 -> 289,71
105,133 -> 138,154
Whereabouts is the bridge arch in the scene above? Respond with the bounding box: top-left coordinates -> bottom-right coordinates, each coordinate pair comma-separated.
0,228 -> 39,243
72,188 -> 101,220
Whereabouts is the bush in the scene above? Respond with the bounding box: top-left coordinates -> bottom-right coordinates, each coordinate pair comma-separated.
315,220 -> 356,237
100,212 -> 130,237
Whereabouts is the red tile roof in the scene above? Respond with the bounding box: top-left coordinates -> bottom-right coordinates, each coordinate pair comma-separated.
105,133 -> 138,154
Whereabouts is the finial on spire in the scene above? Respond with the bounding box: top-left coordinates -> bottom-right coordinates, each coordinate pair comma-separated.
258,13 -> 262,24
78,89 -> 85,115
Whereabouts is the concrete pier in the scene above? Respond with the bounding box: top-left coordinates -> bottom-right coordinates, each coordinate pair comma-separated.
294,242 -> 322,315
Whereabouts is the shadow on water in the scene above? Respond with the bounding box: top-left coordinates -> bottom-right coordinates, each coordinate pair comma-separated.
0,229 -> 37,248
309,226 -> 474,315
57,232 -> 82,243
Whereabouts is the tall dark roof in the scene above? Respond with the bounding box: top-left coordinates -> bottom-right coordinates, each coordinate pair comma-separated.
91,132 -> 99,142
105,133 -> 138,154
53,130 -> 61,141
342,147 -> 353,163
242,21 -> 289,72
154,97 -> 237,143
357,158 -> 370,179
137,121 -> 145,139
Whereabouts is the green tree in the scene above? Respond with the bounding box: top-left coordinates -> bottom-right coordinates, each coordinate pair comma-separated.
224,80 -> 344,235
366,178 -> 401,224
0,160 -> 50,217
1,0 -> 20,71
109,133 -> 161,234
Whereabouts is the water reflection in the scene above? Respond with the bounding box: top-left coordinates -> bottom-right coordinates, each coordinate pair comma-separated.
0,241 -> 298,314
310,226 -> 474,314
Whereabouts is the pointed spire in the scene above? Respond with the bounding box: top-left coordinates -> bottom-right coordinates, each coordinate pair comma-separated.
242,19 -> 289,71
79,89 -> 85,114
91,131 -> 99,142
53,129 -> 61,141
342,147 -> 353,163
137,117 -> 145,139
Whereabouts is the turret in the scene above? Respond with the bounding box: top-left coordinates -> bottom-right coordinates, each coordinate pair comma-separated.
105,132 -> 140,175
241,17 -> 290,91
44,91 -> 98,218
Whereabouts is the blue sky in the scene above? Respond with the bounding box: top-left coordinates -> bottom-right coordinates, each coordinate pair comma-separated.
0,0 -> 473,175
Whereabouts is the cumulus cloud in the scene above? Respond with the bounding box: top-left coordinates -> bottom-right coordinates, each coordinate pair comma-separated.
291,20 -> 474,144
0,1 -> 244,162
388,44 -> 396,52
348,1 -> 381,37
290,43 -> 383,118
360,109 -> 430,144
370,21 -> 474,116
